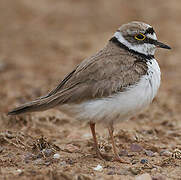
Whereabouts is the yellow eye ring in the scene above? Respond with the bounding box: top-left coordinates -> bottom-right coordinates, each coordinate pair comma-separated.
134,33 -> 146,41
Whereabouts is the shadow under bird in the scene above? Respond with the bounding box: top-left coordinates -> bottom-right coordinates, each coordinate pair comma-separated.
8,21 -> 171,162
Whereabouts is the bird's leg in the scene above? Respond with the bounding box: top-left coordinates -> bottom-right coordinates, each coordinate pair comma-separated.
108,123 -> 128,163
89,122 -> 104,160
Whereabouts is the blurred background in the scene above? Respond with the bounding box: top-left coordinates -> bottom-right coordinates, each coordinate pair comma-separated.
0,0 -> 180,113
0,0 -> 180,179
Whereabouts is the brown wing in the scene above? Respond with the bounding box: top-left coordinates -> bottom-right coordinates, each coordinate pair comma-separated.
43,42 -> 148,104
8,42 -> 147,115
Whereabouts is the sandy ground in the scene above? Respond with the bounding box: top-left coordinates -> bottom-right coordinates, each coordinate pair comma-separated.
0,0 -> 181,179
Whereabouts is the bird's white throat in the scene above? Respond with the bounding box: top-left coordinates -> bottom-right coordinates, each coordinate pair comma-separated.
114,31 -> 156,56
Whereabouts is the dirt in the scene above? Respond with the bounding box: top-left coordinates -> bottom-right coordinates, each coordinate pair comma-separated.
0,0 -> 181,179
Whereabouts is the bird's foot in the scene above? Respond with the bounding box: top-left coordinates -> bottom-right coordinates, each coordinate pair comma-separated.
113,155 -> 129,164
95,151 -> 112,161
96,151 -> 104,160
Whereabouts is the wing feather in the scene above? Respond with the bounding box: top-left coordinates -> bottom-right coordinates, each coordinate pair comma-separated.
8,42 -> 148,115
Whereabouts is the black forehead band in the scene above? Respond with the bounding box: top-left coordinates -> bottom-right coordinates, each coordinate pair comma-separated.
145,27 -> 155,35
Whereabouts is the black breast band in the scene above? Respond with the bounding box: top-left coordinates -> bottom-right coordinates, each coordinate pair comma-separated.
109,37 -> 155,60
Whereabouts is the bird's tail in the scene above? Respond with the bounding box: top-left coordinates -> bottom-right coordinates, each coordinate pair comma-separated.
7,96 -> 59,115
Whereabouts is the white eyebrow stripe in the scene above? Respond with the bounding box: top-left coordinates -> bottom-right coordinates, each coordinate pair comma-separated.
114,31 -> 155,55
147,33 -> 157,40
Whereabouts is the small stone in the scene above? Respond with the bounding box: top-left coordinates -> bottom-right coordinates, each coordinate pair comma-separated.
93,165 -> 103,171
66,159 -> 74,164
5,131 -> 14,139
130,144 -> 143,152
135,173 -> 152,180
60,161 -> 67,166
145,150 -> 154,157
160,150 -> 172,157
152,174 -> 165,180
36,153 -> 43,159
53,153 -> 60,159
107,171 -> 115,175
34,158 -> 44,165
17,169 -> 22,173
131,159 -> 139,165
127,153 -> 135,157
151,166 -> 162,174
129,167 -> 141,175
151,168 -> 157,174
43,148 -> 52,157
140,159 -> 148,164
44,161 -> 51,166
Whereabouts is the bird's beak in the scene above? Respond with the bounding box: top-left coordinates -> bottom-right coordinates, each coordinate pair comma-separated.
154,41 -> 171,49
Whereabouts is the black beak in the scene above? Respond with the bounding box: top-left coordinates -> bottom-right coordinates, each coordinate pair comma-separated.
154,41 -> 171,49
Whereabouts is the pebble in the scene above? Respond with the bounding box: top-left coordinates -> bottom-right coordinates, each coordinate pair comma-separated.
17,169 -> 22,173
93,165 -> 103,171
107,171 -> 115,175
53,153 -> 60,159
5,131 -> 14,139
34,158 -> 44,165
36,153 -> 43,159
127,153 -> 135,157
140,159 -> 148,164
129,167 -> 141,175
145,150 -> 154,157
60,161 -> 67,166
152,174 -> 165,180
150,165 -> 161,173
130,144 -> 143,152
44,161 -> 51,166
42,148 -> 52,157
160,150 -> 172,157
135,173 -> 152,180
131,159 -> 139,165
66,159 -> 74,165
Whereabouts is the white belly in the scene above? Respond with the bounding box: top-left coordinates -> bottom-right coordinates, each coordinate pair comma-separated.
64,59 -> 161,125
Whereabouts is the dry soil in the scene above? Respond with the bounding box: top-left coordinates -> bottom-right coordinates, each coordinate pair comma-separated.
0,0 -> 181,179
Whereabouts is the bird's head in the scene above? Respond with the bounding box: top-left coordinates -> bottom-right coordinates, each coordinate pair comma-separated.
113,21 -> 171,56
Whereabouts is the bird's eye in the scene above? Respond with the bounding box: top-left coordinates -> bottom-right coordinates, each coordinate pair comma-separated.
134,33 -> 146,41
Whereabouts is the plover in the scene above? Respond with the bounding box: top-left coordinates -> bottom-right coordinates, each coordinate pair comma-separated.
8,21 -> 171,162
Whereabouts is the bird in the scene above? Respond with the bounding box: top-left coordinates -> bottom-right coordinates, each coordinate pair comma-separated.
8,21 -> 171,162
